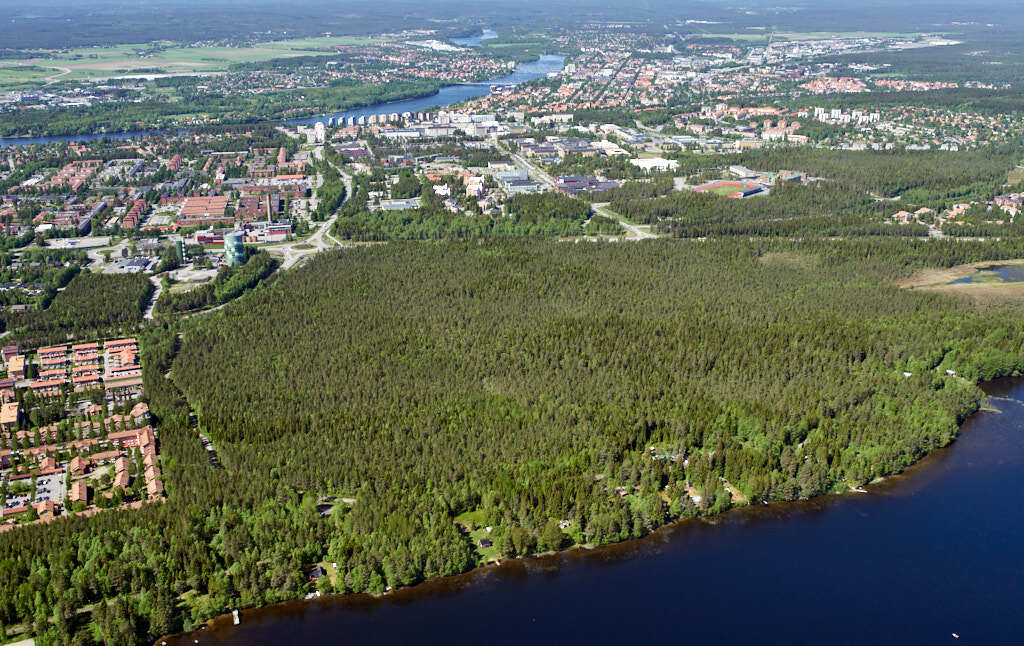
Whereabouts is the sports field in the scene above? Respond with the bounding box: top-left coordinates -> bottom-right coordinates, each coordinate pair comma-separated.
706,185 -> 745,196
694,180 -> 760,197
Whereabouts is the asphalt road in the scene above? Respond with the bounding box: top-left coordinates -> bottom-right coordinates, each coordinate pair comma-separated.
496,139 -> 657,241
272,151 -> 353,269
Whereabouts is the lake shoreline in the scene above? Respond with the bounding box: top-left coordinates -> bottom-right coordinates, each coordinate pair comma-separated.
158,377 -> 1008,646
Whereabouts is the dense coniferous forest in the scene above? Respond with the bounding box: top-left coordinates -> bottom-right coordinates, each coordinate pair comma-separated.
818,33 -> 1024,87
2,239 -> 1024,643
4,5 -> 1024,643
0,272 -> 153,348
611,183 -> 882,230
793,87 -> 1024,115
584,215 -> 625,236
650,148 -> 1019,202
715,148 -> 1017,200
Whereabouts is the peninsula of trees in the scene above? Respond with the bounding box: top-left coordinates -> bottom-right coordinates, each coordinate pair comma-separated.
4,239 -> 1019,643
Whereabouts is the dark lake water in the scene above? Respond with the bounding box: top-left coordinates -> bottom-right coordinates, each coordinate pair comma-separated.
165,378 -> 1024,646
0,54 -> 563,148
952,265 -> 1024,284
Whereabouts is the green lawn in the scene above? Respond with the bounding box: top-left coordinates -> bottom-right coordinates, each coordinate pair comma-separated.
467,527 -> 502,563
262,36 -> 376,50
455,509 -> 503,563
454,509 -> 487,529
703,184 -> 748,197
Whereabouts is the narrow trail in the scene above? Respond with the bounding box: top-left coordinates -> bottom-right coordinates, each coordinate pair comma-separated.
143,276 -> 163,320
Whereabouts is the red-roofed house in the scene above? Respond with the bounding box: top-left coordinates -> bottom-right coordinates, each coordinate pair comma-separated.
69,455 -> 90,476
70,481 -> 88,504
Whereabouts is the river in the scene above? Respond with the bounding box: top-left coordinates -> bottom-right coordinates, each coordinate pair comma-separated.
164,377 -> 1024,645
285,54 -> 563,127
451,29 -> 499,47
0,53 -> 563,148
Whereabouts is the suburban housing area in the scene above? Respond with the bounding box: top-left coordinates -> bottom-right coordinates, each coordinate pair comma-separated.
0,337 -> 162,531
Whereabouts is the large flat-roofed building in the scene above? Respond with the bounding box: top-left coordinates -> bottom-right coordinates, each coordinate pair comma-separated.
177,195 -> 232,228
630,157 -> 680,173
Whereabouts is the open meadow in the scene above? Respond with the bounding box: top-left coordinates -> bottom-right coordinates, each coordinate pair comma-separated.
0,36 -> 380,87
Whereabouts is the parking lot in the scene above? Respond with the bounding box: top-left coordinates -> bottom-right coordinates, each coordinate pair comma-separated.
45,236 -> 111,249
34,473 -> 66,505
1,471 -> 66,510
4,493 -> 30,511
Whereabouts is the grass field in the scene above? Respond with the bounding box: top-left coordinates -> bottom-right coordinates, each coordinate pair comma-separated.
454,509 -> 502,563
0,64 -> 53,88
266,36 -> 375,49
704,185 -> 745,196
0,36 -> 380,87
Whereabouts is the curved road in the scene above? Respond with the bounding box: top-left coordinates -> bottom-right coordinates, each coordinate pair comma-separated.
272,155 -> 353,269
18,60 -> 72,85
591,203 -> 658,239
44,66 -> 72,85
499,141 -> 657,240
144,148 -> 353,317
